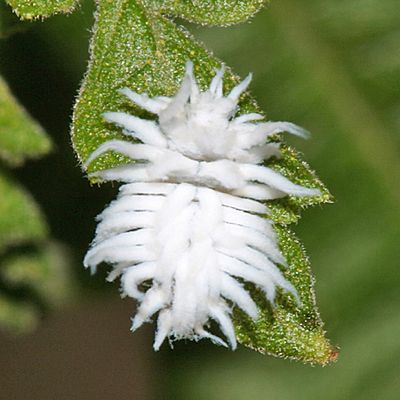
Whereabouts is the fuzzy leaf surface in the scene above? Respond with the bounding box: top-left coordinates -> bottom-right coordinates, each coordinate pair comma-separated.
5,0 -> 79,20
72,0 -> 334,363
155,0 -> 268,26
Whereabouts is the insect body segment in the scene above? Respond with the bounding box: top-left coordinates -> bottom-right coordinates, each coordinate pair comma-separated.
84,62 -> 319,350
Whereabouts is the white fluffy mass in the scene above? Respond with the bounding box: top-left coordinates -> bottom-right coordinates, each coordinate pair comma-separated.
84,62 -> 320,350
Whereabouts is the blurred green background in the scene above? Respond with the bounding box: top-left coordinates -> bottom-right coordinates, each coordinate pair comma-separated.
0,0 -> 399,399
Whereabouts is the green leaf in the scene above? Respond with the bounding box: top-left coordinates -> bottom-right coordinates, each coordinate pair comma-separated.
158,0 -> 268,26
0,75 -> 51,166
0,242 -> 73,308
0,170 -> 47,251
1,242 -> 73,306
5,0 -> 79,20
0,76 -> 72,334
71,0 -> 334,363
0,166 -> 48,336
0,293 -> 38,334
235,227 -> 337,365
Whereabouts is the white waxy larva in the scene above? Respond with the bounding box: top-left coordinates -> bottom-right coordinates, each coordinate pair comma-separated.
84,61 -> 319,350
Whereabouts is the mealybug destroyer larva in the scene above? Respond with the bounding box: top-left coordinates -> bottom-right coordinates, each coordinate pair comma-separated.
84,62 -> 319,350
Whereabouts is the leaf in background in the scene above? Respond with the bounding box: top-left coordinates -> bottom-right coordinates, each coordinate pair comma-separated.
0,76 -> 72,334
0,171 -> 47,252
5,0 -> 79,20
0,294 -> 38,334
1,241 -> 72,307
0,75 -> 51,166
0,175 -> 47,334
71,0 -> 334,363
